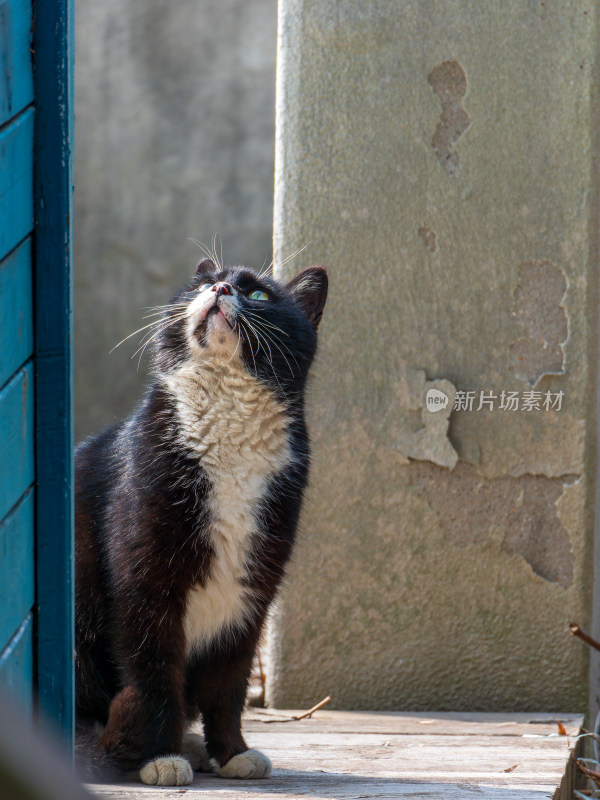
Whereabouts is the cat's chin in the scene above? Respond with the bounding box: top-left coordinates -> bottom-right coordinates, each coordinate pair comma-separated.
207,308 -> 234,333
189,316 -> 239,358
204,321 -> 239,354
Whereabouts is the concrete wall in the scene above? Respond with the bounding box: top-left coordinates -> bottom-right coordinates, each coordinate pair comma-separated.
74,0 -> 277,440
268,0 -> 597,711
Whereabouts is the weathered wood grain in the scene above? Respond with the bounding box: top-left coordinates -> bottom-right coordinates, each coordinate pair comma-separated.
0,106 -> 33,261
0,362 -> 33,522
0,613 -> 32,715
86,710 -> 582,800
0,488 -> 33,652
0,237 -> 33,389
245,708 -> 582,737
0,0 -> 34,127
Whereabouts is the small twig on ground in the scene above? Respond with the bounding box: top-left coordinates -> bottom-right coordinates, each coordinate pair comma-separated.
257,696 -> 332,724
569,623 -> 600,653
291,696 -> 332,721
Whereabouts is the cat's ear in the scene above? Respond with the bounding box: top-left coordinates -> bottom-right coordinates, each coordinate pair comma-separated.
195,258 -> 217,275
286,266 -> 328,329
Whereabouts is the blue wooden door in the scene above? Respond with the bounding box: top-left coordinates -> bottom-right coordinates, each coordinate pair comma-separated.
0,0 -> 36,717
0,0 -> 73,747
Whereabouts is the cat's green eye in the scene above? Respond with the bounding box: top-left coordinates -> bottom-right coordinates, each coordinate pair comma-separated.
249,289 -> 270,301
198,282 -> 213,292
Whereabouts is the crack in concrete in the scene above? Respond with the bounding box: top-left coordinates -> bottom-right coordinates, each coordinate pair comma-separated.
510,260 -> 568,385
418,226 -> 437,252
428,60 -> 470,176
410,461 -> 576,588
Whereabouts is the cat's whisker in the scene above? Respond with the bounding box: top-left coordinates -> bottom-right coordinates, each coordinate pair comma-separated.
142,304 -> 189,318
261,241 -> 312,278
259,251 -> 270,277
134,320 -> 188,366
131,313 -> 189,364
257,328 -> 297,378
143,302 -> 190,312
135,312 -> 189,350
110,315 -> 185,353
240,314 -> 265,362
211,232 -> 224,272
242,314 -> 274,365
236,317 -> 259,375
219,323 -> 243,370
189,237 -> 220,267
241,315 -> 302,376
257,324 -> 300,364
242,314 -> 300,374
243,311 -> 291,338
258,328 -> 299,377
142,309 -> 188,321
238,313 -> 288,391
278,241 -> 312,270
241,316 -> 264,363
257,256 -> 274,279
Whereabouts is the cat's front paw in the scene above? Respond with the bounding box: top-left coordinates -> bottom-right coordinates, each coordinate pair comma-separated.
182,731 -> 212,772
139,755 -> 193,785
214,748 -> 272,779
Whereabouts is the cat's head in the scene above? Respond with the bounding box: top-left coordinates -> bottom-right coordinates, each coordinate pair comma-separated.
153,259 -> 328,395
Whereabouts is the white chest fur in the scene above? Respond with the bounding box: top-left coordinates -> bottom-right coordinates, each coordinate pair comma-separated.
161,358 -> 292,653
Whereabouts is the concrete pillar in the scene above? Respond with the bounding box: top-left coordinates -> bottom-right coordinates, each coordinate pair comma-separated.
270,0 -> 596,711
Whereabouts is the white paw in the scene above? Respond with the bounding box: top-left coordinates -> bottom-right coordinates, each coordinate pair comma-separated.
214,748 -> 272,779
139,755 -> 193,786
182,731 -> 212,772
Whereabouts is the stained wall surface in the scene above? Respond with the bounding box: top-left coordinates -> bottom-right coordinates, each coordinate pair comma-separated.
74,0 -> 277,439
269,0 -> 597,711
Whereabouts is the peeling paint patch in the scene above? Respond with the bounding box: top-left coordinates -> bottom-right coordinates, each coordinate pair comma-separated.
418,226 -> 437,252
391,370 -> 458,469
427,60 -> 470,175
510,261 -> 568,385
410,461 -> 576,587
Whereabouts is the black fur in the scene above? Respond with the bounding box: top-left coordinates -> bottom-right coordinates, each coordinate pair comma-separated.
75,262 -> 328,779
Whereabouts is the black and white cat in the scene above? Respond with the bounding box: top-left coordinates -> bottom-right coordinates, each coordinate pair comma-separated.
75,258 -> 327,785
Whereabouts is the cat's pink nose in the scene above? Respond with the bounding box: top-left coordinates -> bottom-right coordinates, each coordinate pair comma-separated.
212,282 -> 233,296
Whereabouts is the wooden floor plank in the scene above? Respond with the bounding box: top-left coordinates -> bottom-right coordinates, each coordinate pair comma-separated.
85,710 -> 582,800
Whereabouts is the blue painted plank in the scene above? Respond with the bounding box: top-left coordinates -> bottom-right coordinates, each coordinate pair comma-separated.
0,0 -> 34,127
0,106 -> 33,261
0,362 -> 33,522
0,489 -> 33,654
33,0 -> 74,749
0,613 -> 33,715
0,238 -> 32,388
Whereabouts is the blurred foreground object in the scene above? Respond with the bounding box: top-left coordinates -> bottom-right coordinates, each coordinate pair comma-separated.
0,693 -> 92,800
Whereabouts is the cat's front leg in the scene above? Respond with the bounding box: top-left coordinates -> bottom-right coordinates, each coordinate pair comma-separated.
99,581 -> 193,785
182,731 -> 270,778
187,641 -> 271,779
203,703 -> 271,779
98,684 -> 193,785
